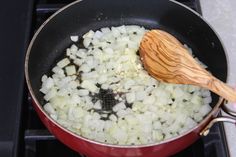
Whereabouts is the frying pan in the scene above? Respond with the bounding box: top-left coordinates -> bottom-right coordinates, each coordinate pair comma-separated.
25,0 -> 236,157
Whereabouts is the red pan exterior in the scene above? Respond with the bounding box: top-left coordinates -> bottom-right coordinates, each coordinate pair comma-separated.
31,97 -> 221,157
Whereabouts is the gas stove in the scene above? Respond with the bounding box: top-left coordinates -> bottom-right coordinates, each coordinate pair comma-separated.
0,0 -> 230,157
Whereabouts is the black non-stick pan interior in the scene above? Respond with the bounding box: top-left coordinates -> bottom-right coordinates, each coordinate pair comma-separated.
27,0 -> 227,108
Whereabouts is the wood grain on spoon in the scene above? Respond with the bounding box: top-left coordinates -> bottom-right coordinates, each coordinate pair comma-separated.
139,30 -> 236,102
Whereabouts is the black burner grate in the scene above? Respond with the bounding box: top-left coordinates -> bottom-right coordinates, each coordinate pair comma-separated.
21,0 -> 229,157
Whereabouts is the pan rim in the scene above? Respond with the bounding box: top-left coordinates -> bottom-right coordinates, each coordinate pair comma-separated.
24,0 -> 228,148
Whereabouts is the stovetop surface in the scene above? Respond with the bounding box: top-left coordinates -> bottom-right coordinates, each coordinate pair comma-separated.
0,0 -> 230,157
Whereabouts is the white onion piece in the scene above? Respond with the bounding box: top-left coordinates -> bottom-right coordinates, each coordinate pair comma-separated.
65,65 -> 76,76
70,36 -> 78,42
83,30 -> 94,38
57,58 -> 70,68
113,102 -> 126,112
77,89 -> 89,96
126,92 -> 135,104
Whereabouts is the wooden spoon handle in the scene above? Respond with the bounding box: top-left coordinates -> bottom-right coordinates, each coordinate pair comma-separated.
208,77 -> 236,102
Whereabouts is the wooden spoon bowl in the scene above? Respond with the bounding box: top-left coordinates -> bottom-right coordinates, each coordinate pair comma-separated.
139,30 -> 236,102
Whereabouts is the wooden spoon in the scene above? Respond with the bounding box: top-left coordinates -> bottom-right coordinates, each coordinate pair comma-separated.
139,29 -> 236,102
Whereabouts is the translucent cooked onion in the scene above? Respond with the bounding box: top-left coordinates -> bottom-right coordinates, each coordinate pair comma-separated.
40,25 -> 212,145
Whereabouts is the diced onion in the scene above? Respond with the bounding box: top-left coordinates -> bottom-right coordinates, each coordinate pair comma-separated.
40,25 -> 212,146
